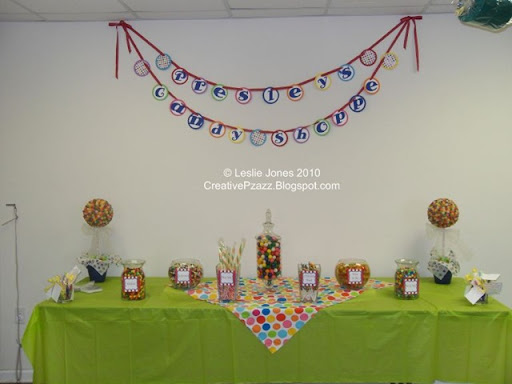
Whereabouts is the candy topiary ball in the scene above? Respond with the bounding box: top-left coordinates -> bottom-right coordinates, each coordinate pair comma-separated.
427,198 -> 459,228
83,198 -> 114,227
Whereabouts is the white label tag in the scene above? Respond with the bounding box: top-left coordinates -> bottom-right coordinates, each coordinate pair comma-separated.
49,285 -> 62,302
485,281 -> 503,295
404,279 -> 418,294
177,269 -> 190,283
301,271 -> 317,285
348,270 -> 362,284
465,285 -> 486,305
220,271 -> 234,285
124,277 -> 138,292
481,273 -> 500,281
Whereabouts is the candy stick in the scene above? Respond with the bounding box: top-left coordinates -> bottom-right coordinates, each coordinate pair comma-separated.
237,238 -> 246,268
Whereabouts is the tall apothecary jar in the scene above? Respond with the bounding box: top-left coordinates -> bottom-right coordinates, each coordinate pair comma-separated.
256,209 -> 281,288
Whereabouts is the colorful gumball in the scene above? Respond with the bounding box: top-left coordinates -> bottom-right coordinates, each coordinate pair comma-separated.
427,198 -> 459,228
83,198 -> 114,227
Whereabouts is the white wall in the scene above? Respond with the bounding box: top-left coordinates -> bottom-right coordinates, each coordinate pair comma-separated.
1,14 -> 511,379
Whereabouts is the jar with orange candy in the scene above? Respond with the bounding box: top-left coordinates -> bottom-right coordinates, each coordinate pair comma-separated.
335,258 -> 370,290
121,259 -> 146,300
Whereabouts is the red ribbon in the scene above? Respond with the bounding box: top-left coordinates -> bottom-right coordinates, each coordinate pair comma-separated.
109,17 -> 423,83
108,20 -> 133,79
107,17 -> 423,134
115,28 -> 119,79
401,16 -> 422,71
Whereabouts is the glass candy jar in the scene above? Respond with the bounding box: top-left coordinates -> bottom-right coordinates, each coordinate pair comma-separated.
298,262 -> 321,303
335,258 -> 370,290
121,259 -> 146,300
394,259 -> 419,300
256,209 -> 281,288
168,258 -> 203,289
216,263 -> 239,302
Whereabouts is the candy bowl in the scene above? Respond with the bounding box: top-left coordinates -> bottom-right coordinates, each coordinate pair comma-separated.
335,258 -> 370,290
168,258 -> 204,289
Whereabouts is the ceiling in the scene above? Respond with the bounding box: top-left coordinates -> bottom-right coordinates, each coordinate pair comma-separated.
0,0 -> 456,22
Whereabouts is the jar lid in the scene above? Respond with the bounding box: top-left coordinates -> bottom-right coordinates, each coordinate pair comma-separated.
171,258 -> 202,265
122,259 -> 145,268
256,209 -> 281,239
337,258 -> 368,264
395,258 -> 419,266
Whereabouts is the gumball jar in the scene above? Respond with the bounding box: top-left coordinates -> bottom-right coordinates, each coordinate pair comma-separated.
256,209 -> 281,289
121,259 -> 146,300
335,259 -> 370,290
168,258 -> 204,289
394,259 -> 419,300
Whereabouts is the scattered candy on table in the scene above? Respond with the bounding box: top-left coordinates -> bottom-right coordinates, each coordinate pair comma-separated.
335,259 -> 370,290
82,198 -> 114,227
427,198 -> 459,228
168,259 -> 203,289
121,259 -> 146,300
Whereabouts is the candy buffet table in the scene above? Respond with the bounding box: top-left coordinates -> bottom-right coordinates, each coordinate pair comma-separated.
22,277 -> 512,384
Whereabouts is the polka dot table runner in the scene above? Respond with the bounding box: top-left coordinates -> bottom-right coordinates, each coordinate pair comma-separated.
188,277 -> 392,353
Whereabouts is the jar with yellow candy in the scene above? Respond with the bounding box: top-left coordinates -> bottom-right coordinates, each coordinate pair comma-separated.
335,258 -> 370,290
121,259 -> 146,300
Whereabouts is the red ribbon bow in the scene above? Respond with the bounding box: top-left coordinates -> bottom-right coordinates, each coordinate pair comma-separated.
108,20 -> 164,80
400,16 -> 422,71
108,21 -> 132,79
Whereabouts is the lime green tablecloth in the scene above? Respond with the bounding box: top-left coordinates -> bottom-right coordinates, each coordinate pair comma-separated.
22,277 -> 512,384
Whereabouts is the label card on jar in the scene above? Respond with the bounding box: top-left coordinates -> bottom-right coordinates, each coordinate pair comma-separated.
123,277 -> 139,292
404,278 -> 418,295
301,271 -> 317,286
465,285 -> 486,304
176,268 -> 190,283
484,281 -> 502,295
347,269 -> 363,284
48,284 -> 62,303
220,271 -> 235,285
